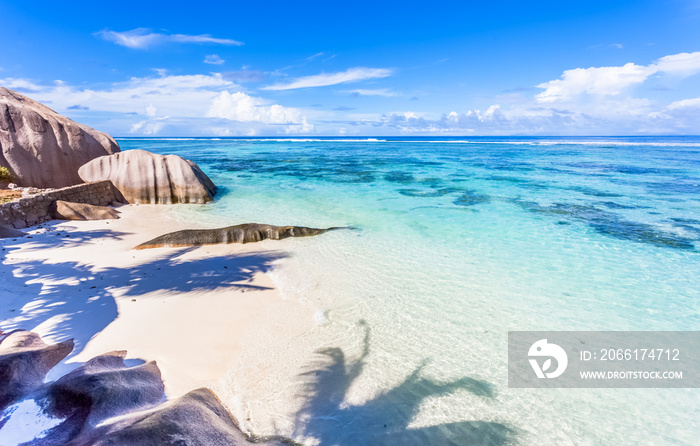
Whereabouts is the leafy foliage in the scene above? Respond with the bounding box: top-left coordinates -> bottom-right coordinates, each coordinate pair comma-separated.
0,166 -> 13,183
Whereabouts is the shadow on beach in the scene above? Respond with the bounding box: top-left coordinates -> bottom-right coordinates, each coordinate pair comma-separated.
5,228 -> 131,251
293,321 -> 514,445
0,229 -> 284,375
2,227 -> 513,445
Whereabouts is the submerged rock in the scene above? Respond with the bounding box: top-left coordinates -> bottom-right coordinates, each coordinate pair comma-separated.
50,200 -> 120,221
78,149 -> 216,204
133,223 -> 342,250
79,388 -> 293,446
0,87 -> 120,188
0,331 -> 73,410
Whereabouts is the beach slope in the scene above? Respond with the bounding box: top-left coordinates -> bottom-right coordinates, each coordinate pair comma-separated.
0,205 -> 308,398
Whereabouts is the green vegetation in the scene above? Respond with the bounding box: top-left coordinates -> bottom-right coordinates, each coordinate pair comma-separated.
0,167 -> 18,202
0,166 -> 12,183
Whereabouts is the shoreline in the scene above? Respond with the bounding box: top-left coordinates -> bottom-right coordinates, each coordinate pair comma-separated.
0,204 -> 313,400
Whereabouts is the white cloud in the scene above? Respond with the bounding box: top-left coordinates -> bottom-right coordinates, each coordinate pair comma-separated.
536,63 -> 654,102
23,72 -> 235,117
1,77 -> 44,92
357,105 -> 619,135
130,118 -> 166,135
348,88 -> 398,97
1,72 -> 311,135
536,51 -> 700,103
204,54 -> 225,65
263,67 -> 392,90
668,97 -> 700,109
206,91 -> 305,125
97,28 -> 243,49
653,52 -> 700,77
338,93 -> 700,135
298,117 -> 314,133
7,49 -> 700,136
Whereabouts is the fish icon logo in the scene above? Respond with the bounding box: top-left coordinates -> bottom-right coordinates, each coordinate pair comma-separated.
528,339 -> 568,379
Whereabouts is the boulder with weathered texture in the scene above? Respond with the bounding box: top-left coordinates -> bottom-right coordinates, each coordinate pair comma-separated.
33,351 -> 165,445
77,388 -> 292,446
0,345 -> 298,446
0,87 -> 120,188
49,200 -> 120,221
0,223 -> 26,238
134,223 -> 341,249
78,149 -> 216,204
0,331 -> 74,410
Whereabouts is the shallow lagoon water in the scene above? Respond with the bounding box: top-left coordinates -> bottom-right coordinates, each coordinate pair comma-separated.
119,137 -> 700,445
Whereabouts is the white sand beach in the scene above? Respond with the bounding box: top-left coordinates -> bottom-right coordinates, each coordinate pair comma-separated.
0,205 -> 314,399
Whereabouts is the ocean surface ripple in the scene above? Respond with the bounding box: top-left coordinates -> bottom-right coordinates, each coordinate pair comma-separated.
118,136 -> 700,445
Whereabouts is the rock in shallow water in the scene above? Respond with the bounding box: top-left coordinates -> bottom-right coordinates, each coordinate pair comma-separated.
0,87 -> 120,188
0,331 -> 74,410
133,223 -> 343,250
78,149 -> 216,205
50,200 -> 120,221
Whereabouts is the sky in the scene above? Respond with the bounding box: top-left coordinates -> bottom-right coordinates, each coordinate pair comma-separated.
2,0 -> 700,136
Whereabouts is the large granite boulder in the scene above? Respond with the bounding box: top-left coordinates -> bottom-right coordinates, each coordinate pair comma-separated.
134,223 -> 342,249
32,351 -> 165,444
78,388 -> 291,446
0,87 -> 120,188
78,149 -> 216,204
0,331 -> 74,410
0,342 -> 296,446
50,200 -> 120,221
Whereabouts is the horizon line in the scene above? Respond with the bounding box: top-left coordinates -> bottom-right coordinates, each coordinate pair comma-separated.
112,134 -> 700,138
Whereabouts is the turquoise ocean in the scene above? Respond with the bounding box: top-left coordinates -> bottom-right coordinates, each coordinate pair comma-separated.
119,137 -> 700,445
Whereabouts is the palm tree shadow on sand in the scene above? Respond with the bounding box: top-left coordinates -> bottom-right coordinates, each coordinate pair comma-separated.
292,321 -> 515,445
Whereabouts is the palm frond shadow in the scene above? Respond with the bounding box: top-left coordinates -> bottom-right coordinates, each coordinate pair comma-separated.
1,245 -> 284,379
293,321 -> 514,445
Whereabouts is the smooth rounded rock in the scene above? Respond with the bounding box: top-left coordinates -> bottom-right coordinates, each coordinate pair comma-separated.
0,331 -> 74,410
32,351 -> 165,445
0,223 -> 26,238
50,200 -> 120,221
81,388 -> 291,446
78,149 -> 216,204
43,351 -> 164,424
0,87 -> 120,188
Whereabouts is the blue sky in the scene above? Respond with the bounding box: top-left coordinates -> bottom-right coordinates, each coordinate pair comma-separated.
2,0 -> 700,136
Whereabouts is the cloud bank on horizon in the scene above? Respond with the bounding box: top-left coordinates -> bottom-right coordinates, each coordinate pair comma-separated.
5,49 -> 700,136
2,0 -> 700,136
